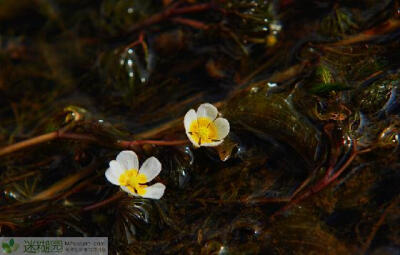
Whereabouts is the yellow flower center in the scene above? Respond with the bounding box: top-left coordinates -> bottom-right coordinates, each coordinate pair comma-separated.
188,117 -> 218,145
118,169 -> 147,195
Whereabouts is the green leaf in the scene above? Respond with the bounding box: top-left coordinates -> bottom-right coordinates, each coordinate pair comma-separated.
13,243 -> 19,251
2,243 -> 10,250
316,66 -> 334,84
309,82 -> 351,95
9,239 -> 14,247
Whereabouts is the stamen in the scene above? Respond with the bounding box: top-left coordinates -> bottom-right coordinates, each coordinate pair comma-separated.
208,116 -> 218,128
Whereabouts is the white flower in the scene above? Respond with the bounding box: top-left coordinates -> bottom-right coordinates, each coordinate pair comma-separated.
105,150 -> 166,199
184,103 -> 230,147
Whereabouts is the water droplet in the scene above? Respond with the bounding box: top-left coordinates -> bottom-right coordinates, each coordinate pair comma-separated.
63,200 -> 73,206
184,146 -> 194,165
218,246 -> 227,254
4,190 -> 18,199
250,87 -> 259,93
270,20 -> 282,32
379,125 -> 399,148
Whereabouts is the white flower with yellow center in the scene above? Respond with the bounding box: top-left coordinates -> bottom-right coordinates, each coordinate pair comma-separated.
105,150 -> 165,199
184,103 -> 230,147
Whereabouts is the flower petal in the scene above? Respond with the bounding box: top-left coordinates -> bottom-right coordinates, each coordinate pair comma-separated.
110,160 -> 126,174
105,160 -> 126,185
185,131 -> 200,148
201,140 -> 224,147
197,103 -> 218,120
105,167 -> 119,185
184,109 -> 197,132
141,183 -> 166,199
116,150 -> 139,170
139,157 -> 162,182
120,185 -> 139,196
214,118 -> 230,139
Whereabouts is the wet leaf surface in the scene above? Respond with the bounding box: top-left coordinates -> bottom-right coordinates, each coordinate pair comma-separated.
0,0 -> 399,254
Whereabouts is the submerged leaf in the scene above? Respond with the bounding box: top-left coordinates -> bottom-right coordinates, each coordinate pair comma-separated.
309,82 -> 352,95
223,84 -> 327,166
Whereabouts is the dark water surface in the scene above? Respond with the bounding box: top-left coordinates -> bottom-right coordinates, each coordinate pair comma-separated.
0,0 -> 399,254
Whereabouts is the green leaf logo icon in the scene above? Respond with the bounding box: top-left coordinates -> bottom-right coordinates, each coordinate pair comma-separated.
2,239 -> 18,254
2,242 -> 11,254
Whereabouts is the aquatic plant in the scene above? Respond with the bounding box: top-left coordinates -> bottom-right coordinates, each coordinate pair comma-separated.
184,103 -> 230,147
0,0 -> 399,254
105,150 -> 165,199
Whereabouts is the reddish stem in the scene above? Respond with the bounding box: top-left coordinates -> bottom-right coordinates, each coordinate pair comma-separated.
82,192 -> 124,211
172,3 -> 215,15
128,3 -> 215,33
59,132 -> 97,142
361,197 -> 399,254
123,31 -> 146,52
0,221 -> 17,231
271,140 -> 358,219
0,129 -> 188,157
172,17 -> 209,30
118,139 -> 189,148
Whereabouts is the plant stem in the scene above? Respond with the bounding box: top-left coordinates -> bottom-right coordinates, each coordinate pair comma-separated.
0,132 -> 58,157
271,140 -> 358,220
117,139 -> 188,148
127,3 -> 215,33
172,17 -> 209,30
82,192 -> 124,211
361,196 -> 399,254
30,163 -> 96,201
0,131 -> 96,157
0,130 -> 188,157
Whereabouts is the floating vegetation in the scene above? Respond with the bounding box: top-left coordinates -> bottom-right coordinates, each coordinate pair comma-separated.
106,150 -> 166,199
0,0 -> 399,254
184,103 -> 230,147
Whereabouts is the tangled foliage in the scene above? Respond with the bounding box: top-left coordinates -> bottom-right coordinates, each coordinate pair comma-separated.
0,0 -> 399,254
